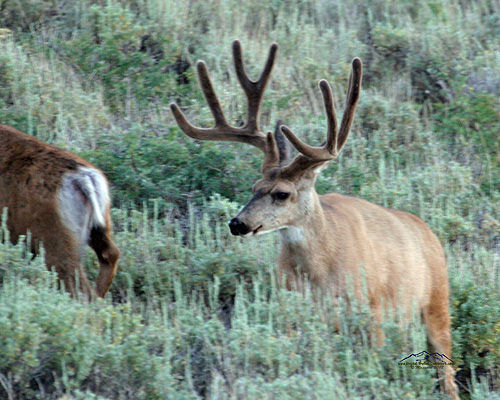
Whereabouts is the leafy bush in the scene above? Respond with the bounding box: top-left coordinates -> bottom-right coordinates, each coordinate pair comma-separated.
452,281 -> 500,376
58,3 -> 192,111
80,126 -> 262,206
0,210 -> 52,287
0,40 -> 112,149
98,199 -> 274,308
371,23 -> 410,69
0,0 -> 63,31
434,92 -> 500,194
0,279 -> 197,399
449,245 -> 500,391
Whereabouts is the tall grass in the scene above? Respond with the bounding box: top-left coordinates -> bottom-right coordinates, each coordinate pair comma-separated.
0,204 -> 498,399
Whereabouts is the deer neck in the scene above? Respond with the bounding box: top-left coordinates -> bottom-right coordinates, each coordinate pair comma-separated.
277,189 -> 342,289
279,189 -> 335,261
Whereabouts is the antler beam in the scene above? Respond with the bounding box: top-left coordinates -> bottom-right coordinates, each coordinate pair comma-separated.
280,58 -> 362,179
170,40 -> 278,155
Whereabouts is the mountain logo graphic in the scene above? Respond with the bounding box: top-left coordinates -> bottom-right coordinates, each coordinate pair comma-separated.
399,351 -> 454,363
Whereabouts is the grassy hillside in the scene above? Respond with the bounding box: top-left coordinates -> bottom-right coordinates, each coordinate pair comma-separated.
0,0 -> 498,399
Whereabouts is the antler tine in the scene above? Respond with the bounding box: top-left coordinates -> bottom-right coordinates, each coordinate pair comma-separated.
279,125 -> 321,159
170,102 -> 204,139
168,61 -> 230,139
336,57 -> 362,151
279,79 -> 339,161
233,40 -> 278,132
261,131 -> 280,174
196,61 -> 229,127
320,79 -> 338,154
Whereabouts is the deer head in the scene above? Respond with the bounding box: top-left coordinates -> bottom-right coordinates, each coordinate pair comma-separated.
170,40 -> 362,237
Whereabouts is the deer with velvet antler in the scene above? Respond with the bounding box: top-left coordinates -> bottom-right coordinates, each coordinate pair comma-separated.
170,41 -> 459,400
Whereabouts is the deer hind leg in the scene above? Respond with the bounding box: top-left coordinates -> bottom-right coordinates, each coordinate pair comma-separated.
42,229 -> 94,300
423,300 -> 459,400
369,300 -> 385,347
89,225 -> 120,297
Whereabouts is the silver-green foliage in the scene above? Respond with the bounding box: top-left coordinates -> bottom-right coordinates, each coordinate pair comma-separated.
2,201 -> 498,399
0,0 -> 498,398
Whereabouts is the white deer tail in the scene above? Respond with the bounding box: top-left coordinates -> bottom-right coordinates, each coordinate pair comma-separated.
57,167 -> 110,244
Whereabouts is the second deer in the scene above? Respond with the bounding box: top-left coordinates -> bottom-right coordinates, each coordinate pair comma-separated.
0,125 -> 120,300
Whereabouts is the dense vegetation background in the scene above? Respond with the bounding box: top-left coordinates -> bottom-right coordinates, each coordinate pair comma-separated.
0,0 -> 498,399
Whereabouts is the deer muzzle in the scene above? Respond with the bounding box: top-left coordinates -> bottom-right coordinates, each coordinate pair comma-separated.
228,217 -> 250,236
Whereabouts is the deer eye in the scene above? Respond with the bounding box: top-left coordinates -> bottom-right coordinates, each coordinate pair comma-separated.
273,192 -> 290,201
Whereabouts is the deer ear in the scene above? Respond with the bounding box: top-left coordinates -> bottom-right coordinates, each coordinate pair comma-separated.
274,120 -> 291,166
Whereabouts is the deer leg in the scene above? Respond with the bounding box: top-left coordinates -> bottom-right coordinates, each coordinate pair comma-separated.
423,301 -> 459,400
89,226 -> 120,298
372,302 -> 385,347
43,236 -> 94,301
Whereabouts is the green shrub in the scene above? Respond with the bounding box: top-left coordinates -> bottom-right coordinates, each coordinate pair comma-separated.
0,280 -> 183,399
0,209 -> 52,287
80,126 -> 262,206
0,40 -> 112,149
2,201 -> 499,399
58,3 -> 193,111
434,92 -> 500,194
0,0 -> 63,31
98,199 -> 275,307
452,280 -> 500,373
371,23 -> 410,68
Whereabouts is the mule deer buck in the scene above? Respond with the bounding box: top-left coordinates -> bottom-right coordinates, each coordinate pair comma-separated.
0,124 -> 120,299
170,41 -> 459,399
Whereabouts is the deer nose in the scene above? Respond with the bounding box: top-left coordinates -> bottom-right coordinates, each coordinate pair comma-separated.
228,218 -> 250,236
